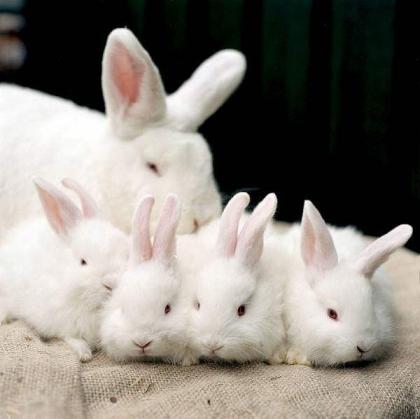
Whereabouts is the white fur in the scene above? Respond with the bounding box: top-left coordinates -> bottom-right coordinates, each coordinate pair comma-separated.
101,194 -> 192,365
276,201 -> 413,367
179,193 -> 287,364
0,179 -> 129,361
0,28 -> 246,236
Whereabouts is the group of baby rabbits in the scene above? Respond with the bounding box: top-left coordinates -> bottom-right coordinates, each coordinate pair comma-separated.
0,178 -> 412,367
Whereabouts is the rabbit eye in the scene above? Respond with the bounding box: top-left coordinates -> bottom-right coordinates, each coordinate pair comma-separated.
147,162 -> 160,176
237,305 -> 246,317
80,259 -> 87,266
194,300 -> 200,311
164,304 -> 171,315
327,308 -> 338,320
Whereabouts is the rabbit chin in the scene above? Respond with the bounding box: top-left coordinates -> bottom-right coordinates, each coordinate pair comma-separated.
198,343 -> 264,364
308,341 -> 384,367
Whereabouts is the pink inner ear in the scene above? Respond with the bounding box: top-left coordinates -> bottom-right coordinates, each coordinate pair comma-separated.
42,191 -> 65,234
111,41 -> 144,106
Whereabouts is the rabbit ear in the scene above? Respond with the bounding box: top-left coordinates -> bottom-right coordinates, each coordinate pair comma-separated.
61,178 -> 98,218
152,194 -> 181,263
102,28 -> 167,139
33,178 -> 82,237
216,192 -> 250,258
351,224 -> 413,279
301,201 -> 338,273
235,193 -> 277,266
130,195 -> 154,265
166,49 -> 246,131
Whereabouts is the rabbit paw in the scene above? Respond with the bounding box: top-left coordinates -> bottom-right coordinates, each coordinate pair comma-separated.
285,349 -> 311,366
65,338 -> 93,362
267,349 -> 286,365
181,350 -> 199,366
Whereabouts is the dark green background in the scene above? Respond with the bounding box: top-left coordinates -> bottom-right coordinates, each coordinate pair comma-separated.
3,0 -> 420,251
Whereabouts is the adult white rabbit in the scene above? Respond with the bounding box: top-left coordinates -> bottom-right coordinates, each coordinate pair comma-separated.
180,192 -> 287,364
100,194 -> 193,365
278,201 -> 412,367
0,28 -> 246,236
0,178 -> 129,361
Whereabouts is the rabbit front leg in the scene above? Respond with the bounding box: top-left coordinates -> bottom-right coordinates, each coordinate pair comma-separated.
65,337 -> 93,362
267,346 -> 287,365
180,348 -> 200,366
285,348 -> 311,366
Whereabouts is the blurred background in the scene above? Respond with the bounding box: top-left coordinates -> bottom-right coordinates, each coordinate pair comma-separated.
0,0 -> 419,251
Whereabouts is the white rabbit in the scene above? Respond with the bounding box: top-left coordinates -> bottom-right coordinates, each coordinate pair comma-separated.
279,200 -> 413,367
181,192 -> 287,364
0,178 -> 129,361
0,28 -> 246,237
100,194 -> 193,365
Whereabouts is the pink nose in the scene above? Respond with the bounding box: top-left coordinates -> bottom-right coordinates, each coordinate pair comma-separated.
137,341 -> 152,349
209,345 -> 223,353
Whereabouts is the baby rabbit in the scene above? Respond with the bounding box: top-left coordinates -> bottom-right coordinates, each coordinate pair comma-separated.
100,194 -> 192,364
183,192 -> 287,364
280,200 -> 412,367
0,178 -> 129,361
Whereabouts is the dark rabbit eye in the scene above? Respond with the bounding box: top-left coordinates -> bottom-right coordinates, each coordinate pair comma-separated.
147,162 -> 160,175
80,259 -> 87,266
237,305 -> 246,317
195,300 -> 200,310
327,308 -> 338,320
164,304 -> 171,315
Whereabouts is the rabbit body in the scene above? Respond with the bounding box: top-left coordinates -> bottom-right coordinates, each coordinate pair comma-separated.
273,203 -> 411,367
0,179 -> 129,361
0,28 -> 246,237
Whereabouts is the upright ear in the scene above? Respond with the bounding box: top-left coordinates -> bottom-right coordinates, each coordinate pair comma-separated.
216,192 -> 250,258
235,193 -> 277,267
61,178 -> 98,218
102,28 -> 167,138
130,195 -> 155,265
33,178 -> 82,237
152,194 -> 181,263
301,201 -> 338,272
166,49 -> 246,131
351,224 -> 413,279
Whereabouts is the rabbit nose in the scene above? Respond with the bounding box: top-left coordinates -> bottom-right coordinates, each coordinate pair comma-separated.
204,340 -> 223,353
210,345 -> 224,353
357,345 -> 369,354
137,341 -> 152,349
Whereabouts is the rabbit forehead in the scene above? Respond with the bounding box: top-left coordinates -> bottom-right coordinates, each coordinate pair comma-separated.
313,266 -> 373,314
118,262 -> 180,308
138,127 -> 211,166
69,219 -> 129,262
196,258 -> 257,303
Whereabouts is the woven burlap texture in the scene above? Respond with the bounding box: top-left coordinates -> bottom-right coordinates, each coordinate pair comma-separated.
0,230 -> 419,418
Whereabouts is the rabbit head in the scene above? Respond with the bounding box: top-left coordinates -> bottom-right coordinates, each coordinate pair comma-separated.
100,28 -> 246,234
288,200 -> 413,366
100,194 -> 186,363
34,177 -> 129,294
188,192 -> 282,363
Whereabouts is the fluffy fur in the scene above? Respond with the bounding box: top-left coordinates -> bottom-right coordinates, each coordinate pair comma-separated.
0,178 -> 129,361
0,28 -> 246,236
100,194 -> 192,365
276,201 -> 413,367
179,193 -> 287,364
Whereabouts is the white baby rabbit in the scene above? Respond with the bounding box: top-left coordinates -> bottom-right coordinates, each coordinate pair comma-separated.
100,194 -> 192,365
183,192 -> 287,364
0,28 -> 246,237
0,178 -> 129,361
280,200 -> 412,367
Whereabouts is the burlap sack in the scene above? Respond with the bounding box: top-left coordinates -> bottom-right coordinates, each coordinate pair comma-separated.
1,227 -> 419,418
